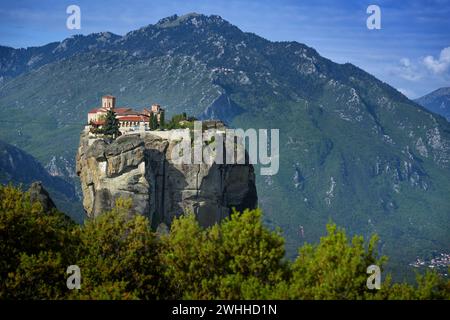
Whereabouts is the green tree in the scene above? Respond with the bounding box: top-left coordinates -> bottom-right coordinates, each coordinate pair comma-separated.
159,112 -> 165,129
161,209 -> 287,299
4,251 -> 68,299
102,109 -> 120,138
149,113 -> 158,130
70,281 -> 139,300
0,185 -> 77,299
285,223 -> 386,300
373,270 -> 450,300
148,113 -> 154,130
70,198 -> 162,300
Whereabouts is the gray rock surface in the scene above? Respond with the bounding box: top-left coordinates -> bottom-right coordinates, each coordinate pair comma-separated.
28,181 -> 57,212
76,130 -> 257,227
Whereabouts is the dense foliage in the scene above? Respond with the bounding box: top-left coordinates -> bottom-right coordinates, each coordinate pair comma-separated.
0,185 -> 77,299
0,185 -> 448,300
164,112 -> 196,130
149,112 -> 158,130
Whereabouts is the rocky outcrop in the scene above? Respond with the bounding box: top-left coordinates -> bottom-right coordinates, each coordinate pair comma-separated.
28,181 -> 57,212
76,130 -> 257,228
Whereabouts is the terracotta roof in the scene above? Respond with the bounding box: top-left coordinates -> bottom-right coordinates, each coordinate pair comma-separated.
88,101 -> 162,121
102,95 -> 115,98
89,107 -> 134,114
114,107 -> 134,114
117,115 -> 149,122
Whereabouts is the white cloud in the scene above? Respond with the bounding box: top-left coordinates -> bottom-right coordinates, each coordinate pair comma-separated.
395,57 -> 422,81
389,50 -> 450,99
423,46 -> 450,74
393,48 -> 450,83
400,57 -> 411,68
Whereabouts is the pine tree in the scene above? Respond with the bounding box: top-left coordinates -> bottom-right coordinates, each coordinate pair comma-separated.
153,113 -> 159,130
148,113 -> 153,130
149,113 -> 156,130
159,112 -> 165,129
102,109 -> 120,138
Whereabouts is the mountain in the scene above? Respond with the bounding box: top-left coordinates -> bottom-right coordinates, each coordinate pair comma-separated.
0,139 -> 83,221
0,13 -> 449,280
415,87 -> 450,122
0,32 -> 121,82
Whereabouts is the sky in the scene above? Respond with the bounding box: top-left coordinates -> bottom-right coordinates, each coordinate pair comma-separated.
0,0 -> 449,98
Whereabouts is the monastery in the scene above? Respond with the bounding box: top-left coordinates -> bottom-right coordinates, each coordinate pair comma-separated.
88,95 -> 164,133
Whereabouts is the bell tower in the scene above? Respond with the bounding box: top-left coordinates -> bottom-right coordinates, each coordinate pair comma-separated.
102,95 -> 116,110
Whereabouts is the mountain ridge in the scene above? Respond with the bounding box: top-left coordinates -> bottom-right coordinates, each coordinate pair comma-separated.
415,87 -> 450,122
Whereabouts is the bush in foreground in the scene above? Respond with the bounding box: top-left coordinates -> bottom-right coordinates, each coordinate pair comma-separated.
0,185 -> 448,300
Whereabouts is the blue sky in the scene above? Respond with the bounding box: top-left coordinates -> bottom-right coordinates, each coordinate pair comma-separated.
0,0 -> 449,98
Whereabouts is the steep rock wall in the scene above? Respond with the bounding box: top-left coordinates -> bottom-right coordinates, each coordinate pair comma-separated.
76,130 -> 257,228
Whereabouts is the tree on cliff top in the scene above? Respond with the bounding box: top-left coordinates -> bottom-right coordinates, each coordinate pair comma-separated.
149,112 -> 158,130
159,112 -> 165,129
102,109 -> 120,138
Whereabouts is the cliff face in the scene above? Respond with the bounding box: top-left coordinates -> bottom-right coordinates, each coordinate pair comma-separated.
76,130 -> 257,228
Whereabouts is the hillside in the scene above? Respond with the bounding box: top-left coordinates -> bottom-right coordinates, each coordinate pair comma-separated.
0,13 -> 449,280
415,87 -> 450,122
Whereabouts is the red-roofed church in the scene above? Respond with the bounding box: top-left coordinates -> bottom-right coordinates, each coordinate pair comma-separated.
88,95 -> 164,133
